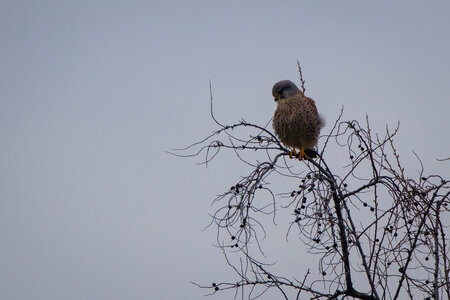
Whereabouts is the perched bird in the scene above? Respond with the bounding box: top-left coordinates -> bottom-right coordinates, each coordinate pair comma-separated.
272,80 -> 324,159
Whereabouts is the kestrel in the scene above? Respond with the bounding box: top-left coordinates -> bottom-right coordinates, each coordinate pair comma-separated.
272,80 -> 324,160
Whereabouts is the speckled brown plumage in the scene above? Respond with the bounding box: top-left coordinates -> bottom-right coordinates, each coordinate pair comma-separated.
272,80 -> 323,159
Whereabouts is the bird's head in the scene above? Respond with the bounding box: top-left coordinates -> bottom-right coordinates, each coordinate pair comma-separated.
272,80 -> 301,102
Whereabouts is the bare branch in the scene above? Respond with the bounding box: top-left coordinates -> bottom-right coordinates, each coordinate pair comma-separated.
175,65 -> 449,300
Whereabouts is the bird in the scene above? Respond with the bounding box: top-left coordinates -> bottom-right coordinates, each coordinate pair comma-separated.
272,80 -> 324,160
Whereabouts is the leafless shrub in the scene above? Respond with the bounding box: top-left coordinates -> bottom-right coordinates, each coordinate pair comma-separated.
171,76 -> 449,300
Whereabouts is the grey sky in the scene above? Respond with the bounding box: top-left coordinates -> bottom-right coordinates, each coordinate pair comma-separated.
0,1 -> 449,299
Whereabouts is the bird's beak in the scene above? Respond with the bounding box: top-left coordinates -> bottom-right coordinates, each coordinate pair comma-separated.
274,96 -> 279,102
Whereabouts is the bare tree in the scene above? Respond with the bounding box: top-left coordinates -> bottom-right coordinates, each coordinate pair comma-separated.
171,71 -> 449,300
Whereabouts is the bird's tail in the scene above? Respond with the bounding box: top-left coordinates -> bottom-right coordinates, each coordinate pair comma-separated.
305,148 -> 318,158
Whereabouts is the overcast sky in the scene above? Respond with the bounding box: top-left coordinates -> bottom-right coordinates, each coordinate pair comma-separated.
0,1 -> 449,299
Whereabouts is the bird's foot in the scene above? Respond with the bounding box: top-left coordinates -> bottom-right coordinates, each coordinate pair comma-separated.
298,147 -> 309,160
289,148 -> 297,159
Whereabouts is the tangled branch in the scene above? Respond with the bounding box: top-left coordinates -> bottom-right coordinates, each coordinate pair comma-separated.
171,81 -> 449,300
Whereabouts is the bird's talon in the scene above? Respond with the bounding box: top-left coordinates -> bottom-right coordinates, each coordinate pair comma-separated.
298,147 -> 309,160
289,149 -> 297,159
